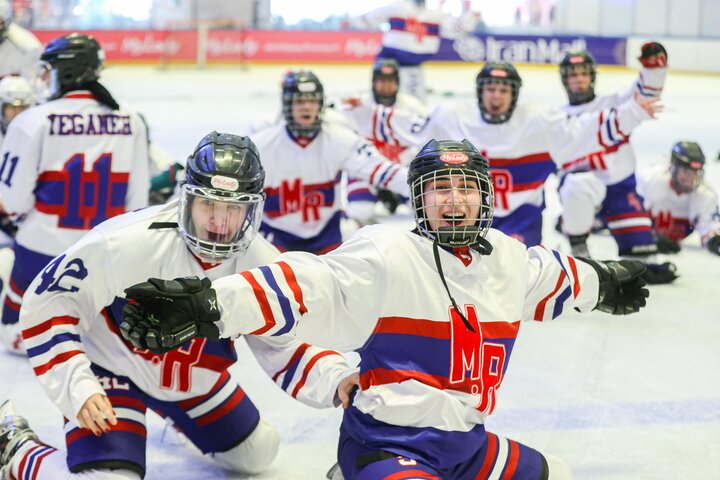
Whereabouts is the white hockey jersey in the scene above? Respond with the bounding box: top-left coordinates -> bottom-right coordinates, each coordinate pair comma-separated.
253,121 -> 408,244
347,0 -> 478,65
209,226 -> 600,467
0,91 -> 150,257
0,23 -> 42,81
337,92 -> 429,165
19,201 -> 353,422
417,99 -> 651,220
561,65 -> 667,185
638,167 -> 720,244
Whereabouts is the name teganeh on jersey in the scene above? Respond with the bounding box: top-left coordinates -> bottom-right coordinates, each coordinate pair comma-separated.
47,112 -> 134,136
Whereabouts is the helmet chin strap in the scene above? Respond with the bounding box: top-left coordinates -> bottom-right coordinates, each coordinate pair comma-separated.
434,227 -> 494,256
432,240 -> 476,333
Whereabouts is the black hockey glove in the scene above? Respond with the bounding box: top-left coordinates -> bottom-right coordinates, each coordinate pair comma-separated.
576,258 -> 649,315
656,234 -> 681,254
120,277 -> 220,354
376,188 -> 401,214
639,41 -> 668,68
707,235 -> 720,256
641,261 -> 678,284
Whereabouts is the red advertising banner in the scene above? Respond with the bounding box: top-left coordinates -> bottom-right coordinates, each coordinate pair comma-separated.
32,30 -> 383,64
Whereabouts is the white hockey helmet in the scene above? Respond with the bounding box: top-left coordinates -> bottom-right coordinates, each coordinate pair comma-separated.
0,76 -> 35,131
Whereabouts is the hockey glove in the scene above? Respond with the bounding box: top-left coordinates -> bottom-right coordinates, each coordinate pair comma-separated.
656,234 -> 681,254
576,258 -> 649,315
639,41 -> 668,68
641,261 -> 679,284
707,235 -> 720,256
120,277 -> 220,354
377,188 -> 401,214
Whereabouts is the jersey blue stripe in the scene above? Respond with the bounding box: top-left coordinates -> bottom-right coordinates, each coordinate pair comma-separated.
553,285 -> 571,319
25,332 -> 82,358
259,265 -> 296,335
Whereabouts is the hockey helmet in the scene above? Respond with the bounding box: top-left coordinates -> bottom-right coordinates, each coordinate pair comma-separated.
408,139 -> 494,250
372,58 -> 400,106
475,62 -> 522,124
281,70 -> 324,137
180,132 -> 266,260
0,76 -> 35,132
560,50 -> 597,106
39,33 -> 104,100
670,141 -> 705,193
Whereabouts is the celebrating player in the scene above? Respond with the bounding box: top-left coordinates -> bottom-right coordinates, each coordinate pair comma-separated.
344,0 -> 480,100
337,58 -> 429,223
252,70 -> 409,254
0,0 -> 42,82
119,139 -> 650,479
638,141 -> 720,256
555,43 -> 677,283
0,132 -> 357,480
411,62 -> 662,251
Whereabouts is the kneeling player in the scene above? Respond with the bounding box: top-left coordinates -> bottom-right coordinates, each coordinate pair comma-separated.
0,133 -> 356,479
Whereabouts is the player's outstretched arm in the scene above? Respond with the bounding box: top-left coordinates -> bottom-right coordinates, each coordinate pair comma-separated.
121,277 -> 220,354
575,258 -> 650,315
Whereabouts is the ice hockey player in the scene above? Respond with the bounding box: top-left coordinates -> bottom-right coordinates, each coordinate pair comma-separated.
119,139 -> 650,480
0,75 -> 34,146
337,58 -> 429,222
344,0 -> 480,100
0,33 -> 150,353
555,43 -> 677,283
251,70 -> 409,254
411,61 -> 662,252
0,132 -> 358,480
638,141 -> 720,256
0,0 -> 42,81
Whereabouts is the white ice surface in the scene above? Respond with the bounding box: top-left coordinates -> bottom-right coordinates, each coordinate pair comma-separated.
2,63 -> 719,479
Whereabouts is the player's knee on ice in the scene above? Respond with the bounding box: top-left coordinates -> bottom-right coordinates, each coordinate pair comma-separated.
211,418 -> 280,475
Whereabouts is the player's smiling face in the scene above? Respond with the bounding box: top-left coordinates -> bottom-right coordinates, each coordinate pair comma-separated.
423,173 -> 481,232
482,82 -> 513,117
291,97 -> 320,128
191,197 -> 248,243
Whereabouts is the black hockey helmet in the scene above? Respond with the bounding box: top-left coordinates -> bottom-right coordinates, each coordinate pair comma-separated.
180,132 -> 266,260
40,33 -> 104,99
670,141 -> 705,193
408,139 -> 494,252
475,62 -> 522,124
372,58 -> 400,106
281,70 -> 324,137
560,50 -> 597,106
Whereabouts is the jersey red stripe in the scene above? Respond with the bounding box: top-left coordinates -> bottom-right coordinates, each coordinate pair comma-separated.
276,261 -> 308,315
475,432 -> 498,479
33,350 -> 84,376
273,343 -> 310,382
291,350 -> 340,398
501,440 -> 520,479
196,387 -> 245,426
22,316 -> 80,340
567,256 -> 581,299
533,270 -> 567,321
241,271 -> 277,335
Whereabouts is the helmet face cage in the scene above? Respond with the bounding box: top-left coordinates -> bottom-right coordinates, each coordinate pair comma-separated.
178,184 -> 265,260
476,65 -> 522,124
281,72 -> 324,137
411,168 -> 494,248
670,142 -> 705,193
560,52 -> 597,105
